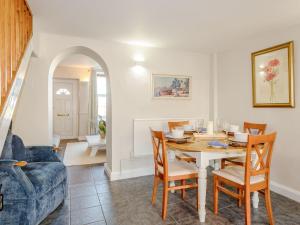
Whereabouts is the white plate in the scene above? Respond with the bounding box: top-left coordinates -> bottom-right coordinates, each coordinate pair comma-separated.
208,144 -> 225,149
165,134 -> 189,140
231,138 -> 247,143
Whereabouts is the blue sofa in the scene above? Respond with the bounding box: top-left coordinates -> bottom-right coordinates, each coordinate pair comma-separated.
0,131 -> 67,225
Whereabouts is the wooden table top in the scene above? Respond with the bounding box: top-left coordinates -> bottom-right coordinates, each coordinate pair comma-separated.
166,136 -> 246,153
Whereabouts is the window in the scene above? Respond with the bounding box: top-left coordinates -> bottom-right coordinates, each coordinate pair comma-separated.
56,88 -> 71,95
97,74 -> 106,120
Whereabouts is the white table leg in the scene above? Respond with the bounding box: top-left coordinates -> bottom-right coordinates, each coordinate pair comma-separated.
251,152 -> 259,208
214,159 -> 221,170
168,150 -> 176,193
252,192 -> 259,208
196,152 -> 209,223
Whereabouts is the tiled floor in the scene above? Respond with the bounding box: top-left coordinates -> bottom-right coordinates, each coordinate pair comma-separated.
40,139 -> 300,224
40,163 -> 300,225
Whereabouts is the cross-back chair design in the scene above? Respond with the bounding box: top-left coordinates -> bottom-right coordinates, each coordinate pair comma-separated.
221,122 -> 267,168
168,121 -> 189,131
168,121 -> 196,163
213,132 -> 277,225
150,128 -> 199,220
244,122 -> 267,135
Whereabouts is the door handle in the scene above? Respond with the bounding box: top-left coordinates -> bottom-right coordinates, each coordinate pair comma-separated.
57,113 -> 70,117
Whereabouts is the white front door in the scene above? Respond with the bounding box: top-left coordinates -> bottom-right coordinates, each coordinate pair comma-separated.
53,79 -> 78,139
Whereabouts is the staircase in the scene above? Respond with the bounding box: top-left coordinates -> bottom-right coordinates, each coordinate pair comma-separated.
0,0 -> 33,153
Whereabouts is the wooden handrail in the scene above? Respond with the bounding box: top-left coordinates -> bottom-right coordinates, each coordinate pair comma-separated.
0,0 -> 32,112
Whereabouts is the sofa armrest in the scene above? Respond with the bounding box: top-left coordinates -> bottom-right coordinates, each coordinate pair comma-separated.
0,160 -> 35,199
25,146 -> 61,162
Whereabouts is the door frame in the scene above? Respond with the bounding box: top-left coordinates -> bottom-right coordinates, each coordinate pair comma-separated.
53,78 -> 79,139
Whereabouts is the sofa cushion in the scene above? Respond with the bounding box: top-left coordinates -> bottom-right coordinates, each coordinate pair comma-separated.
22,162 -> 66,196
0,130 -> 13,160
12,135 -> 27,161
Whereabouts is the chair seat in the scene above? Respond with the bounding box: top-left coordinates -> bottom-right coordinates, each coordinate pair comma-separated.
227,157 -> 245,163
212,166 -> 264,185
158,161 -> 197,177
22,162 -> 66,196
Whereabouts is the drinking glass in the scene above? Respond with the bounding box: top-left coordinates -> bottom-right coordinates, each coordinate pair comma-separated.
215,118 -> 224,132
223,121 -> 230,131
195,119 -> 204,133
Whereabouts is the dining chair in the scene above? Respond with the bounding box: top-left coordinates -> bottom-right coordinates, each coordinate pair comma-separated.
150,128 -> 199,220
168,121 -> 196,163
213,132 -> 276,225
221,122 -> 267,168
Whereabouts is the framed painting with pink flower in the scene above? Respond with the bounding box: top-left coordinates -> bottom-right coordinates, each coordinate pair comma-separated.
252,41 -> 294,107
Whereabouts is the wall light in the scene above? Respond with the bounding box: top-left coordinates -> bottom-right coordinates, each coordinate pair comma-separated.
133,53 -> 145,62
132,64 -> 146,75
132,53 -> 146,75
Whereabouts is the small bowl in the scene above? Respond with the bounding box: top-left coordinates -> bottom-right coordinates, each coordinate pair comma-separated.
172,129 -> 184,138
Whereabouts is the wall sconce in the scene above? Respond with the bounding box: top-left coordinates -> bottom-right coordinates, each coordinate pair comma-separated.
132,62 -> 146,75
133,53 -> 145,63
132,53 -> 146,75
134,60 -> 144,67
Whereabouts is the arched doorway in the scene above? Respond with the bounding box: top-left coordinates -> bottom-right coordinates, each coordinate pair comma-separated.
48,46 -> 112,170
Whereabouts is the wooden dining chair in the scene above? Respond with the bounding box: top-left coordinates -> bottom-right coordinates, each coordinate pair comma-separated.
168,121 -> 196,163
221,122 -> 267,168
168,121 -> 190,131
213,132 -> 276,225
150,128 -> 199,220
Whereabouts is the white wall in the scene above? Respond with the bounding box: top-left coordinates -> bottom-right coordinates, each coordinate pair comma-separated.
13,33 -> 211,175
217,24 -> 300,194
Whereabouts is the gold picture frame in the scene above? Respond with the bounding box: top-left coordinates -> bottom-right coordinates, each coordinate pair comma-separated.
252,41 -> 294,107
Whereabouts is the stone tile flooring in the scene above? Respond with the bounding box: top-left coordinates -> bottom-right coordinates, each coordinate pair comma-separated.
40,163 -> 300,225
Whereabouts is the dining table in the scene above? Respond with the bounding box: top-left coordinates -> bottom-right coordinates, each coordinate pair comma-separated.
166,134 -> 260,223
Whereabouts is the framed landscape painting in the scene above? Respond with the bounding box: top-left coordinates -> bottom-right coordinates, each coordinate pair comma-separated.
152,74 -> 191,99
252,41 -> 294,107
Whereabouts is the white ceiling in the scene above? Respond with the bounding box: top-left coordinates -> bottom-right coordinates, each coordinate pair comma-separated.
28,0 -> 300,52
58,54 -> 101,69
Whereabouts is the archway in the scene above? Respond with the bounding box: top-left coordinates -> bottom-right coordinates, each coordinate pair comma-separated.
48,46 -> 112,170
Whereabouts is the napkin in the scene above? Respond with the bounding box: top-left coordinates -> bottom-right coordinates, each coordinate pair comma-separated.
208,141 -> 228,148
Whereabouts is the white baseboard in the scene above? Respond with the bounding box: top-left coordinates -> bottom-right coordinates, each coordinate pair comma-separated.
104,163 -> 112,179
105,162 -> 300,204
270,181 -> 300,203
104,163 -> 153,181
78,136 -> 87,141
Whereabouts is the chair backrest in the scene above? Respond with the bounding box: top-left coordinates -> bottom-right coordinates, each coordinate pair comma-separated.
245,132 -> 277,185
12,135 -> 27,161
168,121 -> 189,132
244,122 -> 267,135
150,128 -> 168,177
